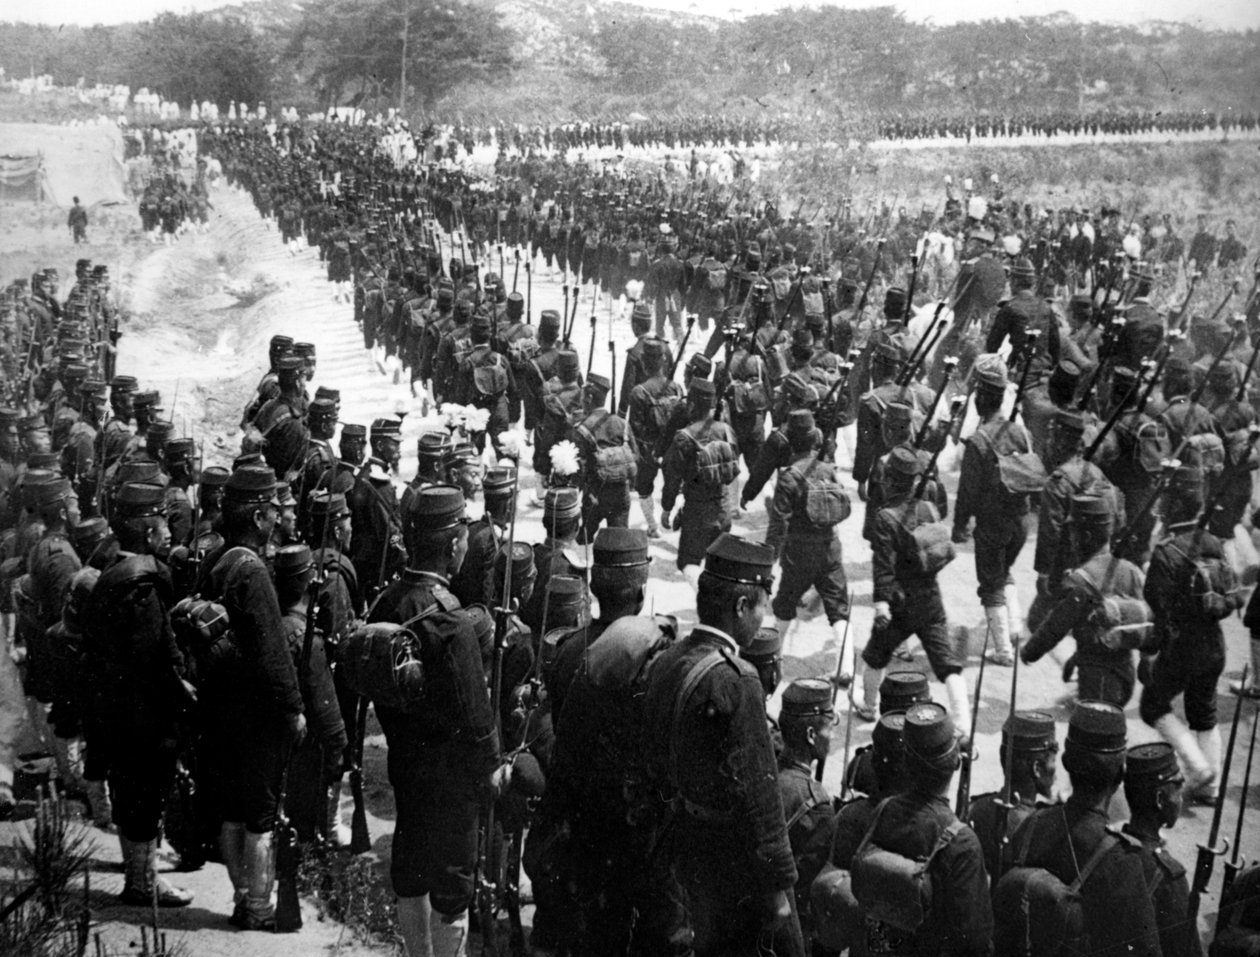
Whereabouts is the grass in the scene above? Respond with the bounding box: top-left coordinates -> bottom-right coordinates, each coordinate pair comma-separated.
296,841 -> 402,953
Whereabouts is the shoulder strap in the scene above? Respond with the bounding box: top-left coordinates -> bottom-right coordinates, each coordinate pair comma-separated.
786,788 -> 825,831
1070,832 -> 1119,892
668,650 -> 725,786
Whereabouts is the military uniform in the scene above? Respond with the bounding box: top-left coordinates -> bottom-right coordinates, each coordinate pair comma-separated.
348,443 -> 406,602
643,537 -> 800,957
627,342 -> 684,534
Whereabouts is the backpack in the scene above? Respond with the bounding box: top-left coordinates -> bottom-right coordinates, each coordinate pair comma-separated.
982,421 -> 1048,498
770,271 -> 791,301
787,458 -> 851,529
1124,416 -> 1170,474
171,596 -> 236,680
1168,534 -> 1245,622
1071,559 -> 1155,651
850,798 -> 964,934
802,287 -> 825,316
1184,432 -> 1226,477
573,411 -> 638,485
635,383 -> 683,436
896,498 -> 956,576
470,350 -> 510,399
704,261 -> 728,293
728,353 -> 770,414
991,810 -> 1118,957
626,244 -> 646,270
338,610 -> 434,712
686,425 -> 740,489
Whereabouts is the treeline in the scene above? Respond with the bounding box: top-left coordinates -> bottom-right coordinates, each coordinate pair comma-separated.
1,2 -> 1257,121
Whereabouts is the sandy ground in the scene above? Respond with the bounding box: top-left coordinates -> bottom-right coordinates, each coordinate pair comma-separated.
1,180 -> 1258,954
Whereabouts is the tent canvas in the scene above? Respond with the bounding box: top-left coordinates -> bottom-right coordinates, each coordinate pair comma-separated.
0,123 -> 128,208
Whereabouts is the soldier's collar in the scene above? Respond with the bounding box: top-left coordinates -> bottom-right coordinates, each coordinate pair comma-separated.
690,623 -> 738,654
403,568 -> 450,588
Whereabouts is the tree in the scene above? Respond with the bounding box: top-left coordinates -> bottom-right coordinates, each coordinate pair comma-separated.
288,0 -> 517,114
131,13 -> 276,109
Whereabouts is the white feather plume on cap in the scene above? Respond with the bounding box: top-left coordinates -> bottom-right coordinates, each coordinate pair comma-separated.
549,440 -> 580,478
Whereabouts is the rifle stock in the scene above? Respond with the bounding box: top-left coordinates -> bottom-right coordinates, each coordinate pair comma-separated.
1220,705 -> 1259,913
349,696 -> 371,854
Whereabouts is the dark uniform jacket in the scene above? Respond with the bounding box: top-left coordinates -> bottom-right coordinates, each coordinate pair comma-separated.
778,761 -> 836,931
1000,802 -> 1162,957
1122,823 -> 1203,957
644,626 -> 797,895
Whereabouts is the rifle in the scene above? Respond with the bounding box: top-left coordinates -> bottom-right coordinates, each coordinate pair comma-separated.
1082,356 -> 1155,462
955,616 -> 990,816
1220,704 -> 1259,913
917,395 -> 969,500
669,315 -> 695,380
587,313 -> 597,378
1204,278 -> 1242,330
1239,343 -> 1260,403
1171,270 -> 1202,332
855,238 -> 885,315
1188,664 -> 1248,923
511,248 -> 520,295
914,356 -> 958,447
899,312 -> 949,388
609,342 -> 618,415
1075,315 -> 1132,413
903,253 -> 920,322
525,261 -> 532,325
816,593 -> 850,783
1009,329 -> 1042,422
478,466 -> 521,957
348,696 -> 371,854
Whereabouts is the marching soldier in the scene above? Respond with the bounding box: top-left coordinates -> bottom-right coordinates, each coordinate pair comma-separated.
1121,743 -> 1203,957
953,354 -> 1041,667
966,711 -> 1058,882
453,314 -> 516,452
996,701 -> 1162,957
532,350 -> 583,501
744,372 -> 817,508
853,341 -> 930,502
661,379 -> 740,592
643,533 -> 802,957
627,338 -> 683,537
717,328 -> 772,470
367,484 -> 504,957
618,302 -> 661,413
766,410 -> 852,678
241,335 -> 295,429
1022,492 -> 1148,706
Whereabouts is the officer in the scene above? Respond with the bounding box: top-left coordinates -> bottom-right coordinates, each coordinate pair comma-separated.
861,447 -> 969,731
776,678 -> 839,953
273,544 -> 347,843
82,481 -> 193,907
643,533 -> 801,956
1121,742 -> 1203,957
196,465 -> 305,931
996,701 -> 1162,957
626,338 -> 683,537
1023,492 -> 1149,707
661,379 -> 740,592
849,702 -> 993,956
1141,465 -> 1240,800
953,353 -> 1040,667
766,410 -> 852,674
966,711 -> 1058,882
368,484 -> 503,957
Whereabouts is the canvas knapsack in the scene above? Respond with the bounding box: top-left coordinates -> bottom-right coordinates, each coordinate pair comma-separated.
850,798 -> 964,935
686,425 -> 740,489
991,810 -> 1118,957
787,458 -> 851,529
704,261 -> 728,293
1168,533 -> 1245,622
469,350 -> 510,399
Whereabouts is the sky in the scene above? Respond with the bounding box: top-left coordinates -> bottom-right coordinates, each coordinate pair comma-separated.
14,0 -> 1260,30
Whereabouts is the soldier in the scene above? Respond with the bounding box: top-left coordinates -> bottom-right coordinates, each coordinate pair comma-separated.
1141,465 -> 1240,799
81,482 -> 193,906
162,438 -> 196,547
853,342 -> 930,501
643,533 -> 800,956
661,378 -> 740,592
996,701 -> 1162,957
744,372 -> 817,508
68,197 -> 88,244
521,487 -> 587,639
241,335 -> 295,429
953,354 -> 1041,667
454,313 -> 516,452
861,447 -> 970,730
349,418 -> 405,603
843,672 -> 929,797
298,397 -> 338,508
648,238 -> 685,340
984,257 -> 1061,456
1187,214 -> 1217,274
930,226 -> 1006,388
966,711 -> 1058,882
766,410 -> 852,678
571,374 -> 637,541
1116,267 -> 1165,372
849,702 -> 993,956
195,465 -> 305,931
717,328 -> 771,470
1022,492 -> 1148,706
627,338 -> 684,537
273,544 -> 347,844
1121,742 -> 1203,957
522,309 -> 563,438
98,375 -> 137,470
368,484 -> 504,957
251,355 -> 310,481
62,378 -> 104,509
532,350 -> 583,500
448,464 -> 513,609
1029,409 -> 1124,633
433,299 -> 475,405
618,302 -> 660,413
776,678 -> 838,954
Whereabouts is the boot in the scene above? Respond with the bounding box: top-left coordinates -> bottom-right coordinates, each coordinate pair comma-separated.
397,894 -> 435,957
984,606 -> 1015,667
430,910 -> 469,957
120,836 -> 194,907
775,617 -> 795,649
326,785 -> 350,848
1229,637 -> 1260,699
831,620 -> 854,688
1155,713 -> 1214,795
944,673 -> 972,740
84,778 -> 114,830
682,565 -> 702,594
1195,727 -> 1223,802
640,495 -> 659,539
219,821 -> 249,924
240,829 -> 276,931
